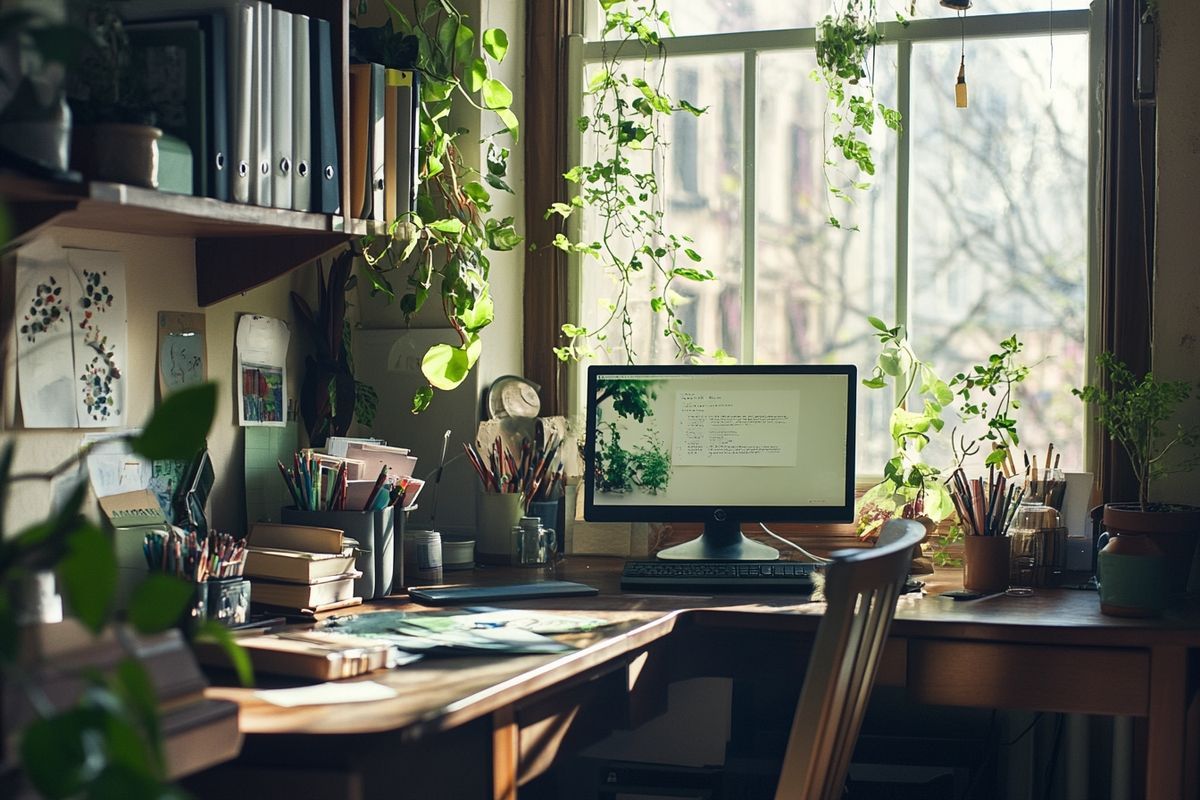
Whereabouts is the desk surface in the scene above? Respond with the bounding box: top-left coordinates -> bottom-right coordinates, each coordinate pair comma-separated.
208,557 -> 1200,738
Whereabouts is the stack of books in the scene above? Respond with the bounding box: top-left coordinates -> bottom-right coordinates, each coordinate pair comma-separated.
245,522 -> 362,614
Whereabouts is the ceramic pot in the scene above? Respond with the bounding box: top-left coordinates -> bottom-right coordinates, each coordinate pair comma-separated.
963,535 -> 1011,594
71,123 -> 162,188
1102,503 -> 1200,596
1097,530 -> 1167,617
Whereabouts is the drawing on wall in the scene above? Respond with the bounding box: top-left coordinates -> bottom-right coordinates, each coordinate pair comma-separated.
157,311 -> 207,396
236,314 -> 289,427
16,239 -> 129,428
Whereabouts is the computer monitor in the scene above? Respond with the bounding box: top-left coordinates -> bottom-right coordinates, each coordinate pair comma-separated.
584,364 -> 856,561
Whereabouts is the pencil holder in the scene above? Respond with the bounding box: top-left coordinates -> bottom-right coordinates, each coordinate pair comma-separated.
475,491 -> 525,564
281,506 -> 395,598
206,576 -> 251,626
963,535 -> 1011,594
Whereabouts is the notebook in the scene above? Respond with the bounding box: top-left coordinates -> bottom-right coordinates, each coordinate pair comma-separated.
407,581 -> 598,606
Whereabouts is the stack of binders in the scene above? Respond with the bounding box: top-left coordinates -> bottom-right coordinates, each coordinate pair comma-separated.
244,522 -> 362,613
349,62 -> 420,223
120,1 -> 341,213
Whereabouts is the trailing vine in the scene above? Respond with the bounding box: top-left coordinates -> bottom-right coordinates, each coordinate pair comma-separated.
355,1 -> 520,412
551,0 -> 720,365
814,0 -> 903,229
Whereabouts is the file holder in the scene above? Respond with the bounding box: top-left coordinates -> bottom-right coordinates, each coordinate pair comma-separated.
280,506 -> 395,598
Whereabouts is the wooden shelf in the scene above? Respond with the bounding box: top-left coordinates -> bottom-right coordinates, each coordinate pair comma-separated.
0,174 -> 358,306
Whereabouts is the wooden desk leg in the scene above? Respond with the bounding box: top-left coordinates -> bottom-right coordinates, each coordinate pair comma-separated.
1146,646 -> 1187,800
493,706 -> 518,800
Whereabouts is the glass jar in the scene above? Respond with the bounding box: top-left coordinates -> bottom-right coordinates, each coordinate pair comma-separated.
1007,499 -> 1065,592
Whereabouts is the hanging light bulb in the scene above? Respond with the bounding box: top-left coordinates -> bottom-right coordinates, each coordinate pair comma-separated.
955,55 -> 968,108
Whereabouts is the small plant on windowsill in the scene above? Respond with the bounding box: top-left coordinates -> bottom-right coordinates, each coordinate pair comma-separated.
858,317 -> 1032,567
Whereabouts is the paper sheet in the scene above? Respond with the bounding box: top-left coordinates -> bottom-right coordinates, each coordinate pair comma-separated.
15,239 -> 129,428
84,432 -> 152,498
236,314 -> 289,427
157,311 -> 207,395
254,680 -> 400,708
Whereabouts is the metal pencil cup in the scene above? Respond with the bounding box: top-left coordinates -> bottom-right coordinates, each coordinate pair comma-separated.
475,491 -> 525,565
963,536 -> 1011,594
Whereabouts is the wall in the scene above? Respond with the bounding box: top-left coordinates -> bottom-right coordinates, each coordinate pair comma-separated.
2,228 -> 315,536
1152,0 -> 1200,505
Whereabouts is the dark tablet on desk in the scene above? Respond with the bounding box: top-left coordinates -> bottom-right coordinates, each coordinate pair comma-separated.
407,581 -> 599,606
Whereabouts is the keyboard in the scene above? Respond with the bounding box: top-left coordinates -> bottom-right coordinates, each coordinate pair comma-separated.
620,560 -> 822,593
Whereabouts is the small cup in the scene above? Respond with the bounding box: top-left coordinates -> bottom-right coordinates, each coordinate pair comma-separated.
475,491 -> 525,564
963,535 -> 1011,595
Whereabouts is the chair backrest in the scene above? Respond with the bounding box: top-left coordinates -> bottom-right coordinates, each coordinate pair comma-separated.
773,518 -> 925,800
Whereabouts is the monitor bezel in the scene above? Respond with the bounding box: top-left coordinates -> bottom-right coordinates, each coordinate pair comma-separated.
583,363 -> 857,527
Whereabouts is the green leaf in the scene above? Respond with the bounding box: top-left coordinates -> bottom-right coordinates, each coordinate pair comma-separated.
458,291 -> 495,333
481,78 -> 513,110
128,574 -> 196,634
495,107 -> 520,141
868,316 -> 889,332
59,523 -> 115,633
879,349 -> 902,376
194,621 -> 254,687
862,376 -> 887,389
20,711 -> 97,798
132,383 -> 216,460
485,216 -> 522,251
421,343 -> 472,390
468,57 -> 487,92
411,385 -> 434,413
482,28 -> 508,62
683,248 -> 702,262
462,180 -> 491,211
113,660 -> 162,767
427,217 -> 465,235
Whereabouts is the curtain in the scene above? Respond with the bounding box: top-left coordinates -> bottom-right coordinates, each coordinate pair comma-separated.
1097,0 -> 1156,504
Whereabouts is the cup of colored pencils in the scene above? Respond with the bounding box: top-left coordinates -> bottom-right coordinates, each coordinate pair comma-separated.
462,432 -> 563,513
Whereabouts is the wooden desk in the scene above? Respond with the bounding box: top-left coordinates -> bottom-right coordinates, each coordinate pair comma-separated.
201,559 -> 1200,800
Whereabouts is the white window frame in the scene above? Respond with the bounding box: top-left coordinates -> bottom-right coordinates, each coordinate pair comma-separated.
565,4 -> 1104,475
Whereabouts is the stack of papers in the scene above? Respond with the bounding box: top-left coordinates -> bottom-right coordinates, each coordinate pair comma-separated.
320,609 -> 613,656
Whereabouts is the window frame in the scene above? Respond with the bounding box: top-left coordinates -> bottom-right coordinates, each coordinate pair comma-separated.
562,5 -> 1102,479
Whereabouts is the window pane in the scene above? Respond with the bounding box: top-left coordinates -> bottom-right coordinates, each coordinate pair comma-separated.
754,47 -> 899,476
908,34 -> 1089,471
578,53 -> 744,365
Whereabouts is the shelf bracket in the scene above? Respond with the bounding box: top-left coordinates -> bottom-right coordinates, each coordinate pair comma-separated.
196,234 -> 351,306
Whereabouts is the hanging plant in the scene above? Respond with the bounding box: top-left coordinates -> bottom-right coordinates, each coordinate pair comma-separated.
551,0 -> 720,365
813,0 -> 903,230
355,1 -> 519,412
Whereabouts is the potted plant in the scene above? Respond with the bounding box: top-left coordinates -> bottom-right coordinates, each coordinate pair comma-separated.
291,250 -> 378,448
857,317 -> 1032,567
0,5 -> 88,175
1073,352 -> 1200,595
66,1 -> 162,187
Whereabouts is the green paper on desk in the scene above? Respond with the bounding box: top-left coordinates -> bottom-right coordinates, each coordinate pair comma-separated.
321,609 -> 609,655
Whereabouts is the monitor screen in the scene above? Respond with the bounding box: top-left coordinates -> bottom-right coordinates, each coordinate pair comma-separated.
584,365 -> 856,560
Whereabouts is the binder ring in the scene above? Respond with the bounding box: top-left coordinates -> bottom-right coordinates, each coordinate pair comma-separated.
297,161 -> 309,178
324,166 -> 334,180
238,161 -> 249,177
374,178 -> 384,191
215,153 -> 225,170
280,157 -> 291,175
260,161 -> 270,175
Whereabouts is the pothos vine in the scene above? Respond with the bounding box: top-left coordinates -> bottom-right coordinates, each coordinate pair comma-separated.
550,0 -> 722,365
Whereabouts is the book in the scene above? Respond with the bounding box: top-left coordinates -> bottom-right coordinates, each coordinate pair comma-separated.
250,0 -> 272,205
383,68 -> 419,222
291,13 -> 312,211
195,630 -> 393,680
269,7 -> 293,209
245,545 -> 357,582
249,572 -> 360,609
248,521 -> 345,554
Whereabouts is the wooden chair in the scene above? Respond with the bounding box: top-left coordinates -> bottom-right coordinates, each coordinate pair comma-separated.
774,518 -> 926,800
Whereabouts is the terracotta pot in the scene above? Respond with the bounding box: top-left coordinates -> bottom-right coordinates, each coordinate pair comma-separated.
71,123 -> 162,188
1102,503 -> 1200,596
963,535 -> 1011,594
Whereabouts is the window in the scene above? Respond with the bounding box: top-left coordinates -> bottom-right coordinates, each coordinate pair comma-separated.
572,2 -> 1095,477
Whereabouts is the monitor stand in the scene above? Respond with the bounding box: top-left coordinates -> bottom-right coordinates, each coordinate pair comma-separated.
656,519 -> 780,561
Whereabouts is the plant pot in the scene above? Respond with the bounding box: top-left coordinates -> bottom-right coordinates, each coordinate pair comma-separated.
1102,503 -> 1200,597
1096,530 -> 1167,617
71,123 -> 162,188
963,535 -> 1011,594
